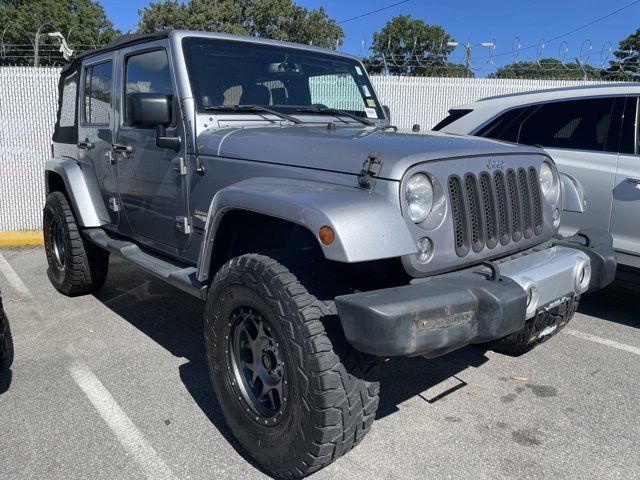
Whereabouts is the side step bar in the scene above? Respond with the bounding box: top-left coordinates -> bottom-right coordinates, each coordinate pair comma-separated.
83,228 -> 208,300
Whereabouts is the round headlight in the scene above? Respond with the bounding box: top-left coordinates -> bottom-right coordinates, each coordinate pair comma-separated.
540,161 -> 556,198
405,174 -> 434,223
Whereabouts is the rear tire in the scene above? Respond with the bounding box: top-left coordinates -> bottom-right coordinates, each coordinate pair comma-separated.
204,251 -> 379,478
43,192 -> 109,296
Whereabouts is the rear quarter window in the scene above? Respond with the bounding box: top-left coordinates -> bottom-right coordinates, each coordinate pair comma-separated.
83,61 -> 113,125
432,109 -> 473,131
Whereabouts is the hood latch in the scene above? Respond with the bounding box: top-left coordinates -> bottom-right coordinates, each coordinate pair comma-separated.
358,152 -> 383,189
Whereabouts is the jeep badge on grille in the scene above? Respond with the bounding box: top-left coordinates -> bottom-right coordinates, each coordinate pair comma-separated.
486,158 -> 505,170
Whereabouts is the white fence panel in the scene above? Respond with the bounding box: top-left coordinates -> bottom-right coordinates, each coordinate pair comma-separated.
0,67 -> 613,231
0,67 -> 60,231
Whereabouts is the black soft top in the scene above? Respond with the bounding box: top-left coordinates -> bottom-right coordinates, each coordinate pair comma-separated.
60,31 -> 170,74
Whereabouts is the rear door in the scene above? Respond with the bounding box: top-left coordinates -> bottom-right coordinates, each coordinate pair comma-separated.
77,53 -> 118,224
610,96 -> 640,264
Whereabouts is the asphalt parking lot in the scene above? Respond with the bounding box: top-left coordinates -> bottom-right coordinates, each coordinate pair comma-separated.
0,247 -> 639,480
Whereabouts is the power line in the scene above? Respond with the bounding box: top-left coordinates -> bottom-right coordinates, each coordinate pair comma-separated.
492,0 -> 640,58
337,0 -> 411,25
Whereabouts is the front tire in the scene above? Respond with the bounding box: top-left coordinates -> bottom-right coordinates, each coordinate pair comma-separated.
43,192 -> 109,296
489,295 -> 580,355
204,252 -> 379,478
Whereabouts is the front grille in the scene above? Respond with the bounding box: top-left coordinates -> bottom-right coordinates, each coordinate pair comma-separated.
448,167 -> 543,257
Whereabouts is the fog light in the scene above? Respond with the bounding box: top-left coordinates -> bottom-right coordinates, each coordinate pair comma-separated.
575,261 -> 591,293
525,285 -> 539,317
552,208 -> 561,228
416,237 -> 434,263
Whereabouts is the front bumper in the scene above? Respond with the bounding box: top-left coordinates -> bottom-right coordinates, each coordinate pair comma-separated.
335,229 -> 616,357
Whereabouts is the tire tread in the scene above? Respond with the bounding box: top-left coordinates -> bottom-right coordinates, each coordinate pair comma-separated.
205,251 -> 379,478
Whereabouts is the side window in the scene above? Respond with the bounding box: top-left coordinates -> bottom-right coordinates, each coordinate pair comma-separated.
620,97 -> 638,155
83,61 -> 112,125
476,106 -> 531,142
124,49 -> 174,125
59,71 -> 78,127
518,98 -> 616,152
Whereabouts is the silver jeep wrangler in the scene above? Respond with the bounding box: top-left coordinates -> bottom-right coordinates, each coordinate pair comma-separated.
45,30 -> 616,478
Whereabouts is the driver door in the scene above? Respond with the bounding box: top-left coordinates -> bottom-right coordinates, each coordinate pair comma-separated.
113,43 -> 190,250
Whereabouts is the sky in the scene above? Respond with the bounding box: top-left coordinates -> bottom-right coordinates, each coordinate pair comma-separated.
100,0 -> 640,74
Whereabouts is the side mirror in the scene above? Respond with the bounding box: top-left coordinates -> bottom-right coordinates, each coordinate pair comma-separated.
127,93 -> 172,128
382,105 -> 391,122
126,93 -> 180,152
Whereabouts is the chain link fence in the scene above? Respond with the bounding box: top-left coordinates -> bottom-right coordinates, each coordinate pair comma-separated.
0,66 -> 616,231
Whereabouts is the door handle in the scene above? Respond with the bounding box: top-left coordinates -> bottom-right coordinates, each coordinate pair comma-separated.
112,143 -> 133,154
77,139 -> 95,150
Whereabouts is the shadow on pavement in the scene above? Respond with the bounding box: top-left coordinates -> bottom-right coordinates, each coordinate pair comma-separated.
93,258 -> 494,471
93,258 -> 266,473
578,267 -> 640,330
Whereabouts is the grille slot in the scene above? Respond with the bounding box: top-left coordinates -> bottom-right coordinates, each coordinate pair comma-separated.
479,172 -> 499,249
528,167 -> 543,235
448,176 -> 470,257
448,166 -> 544,257
506,169 -> 523,242
518,168 -> 533,239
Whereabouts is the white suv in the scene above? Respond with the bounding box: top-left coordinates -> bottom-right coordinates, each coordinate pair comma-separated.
436,84 -> 640,268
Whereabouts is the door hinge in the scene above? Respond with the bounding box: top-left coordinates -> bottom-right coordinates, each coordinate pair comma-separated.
176,216 -> 192,234
172,157 -> 187,176
358,151 -> 383,189
108,197 -> 121,212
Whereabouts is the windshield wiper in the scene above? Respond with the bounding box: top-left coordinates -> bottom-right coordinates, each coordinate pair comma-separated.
296,106 -> 375,126
203,104 -> 302,124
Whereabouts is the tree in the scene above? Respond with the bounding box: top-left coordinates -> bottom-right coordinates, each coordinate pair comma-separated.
605,27 -> 640,80
489,58 -> 603,80
137,0 -> 344,49
0,0 -> 119,66
363,14 -> 469,77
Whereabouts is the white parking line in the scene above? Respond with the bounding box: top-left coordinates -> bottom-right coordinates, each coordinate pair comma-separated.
0,252 -> 34,300
69,361 -> 178,480
0,252 -> 176,480
565,329 -> 640,357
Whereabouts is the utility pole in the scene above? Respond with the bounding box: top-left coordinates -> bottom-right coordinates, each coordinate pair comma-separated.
34,29 -> 40,66
33,22 -> 52,67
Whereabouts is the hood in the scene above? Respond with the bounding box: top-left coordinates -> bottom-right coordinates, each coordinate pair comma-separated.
196,125 -> 543,181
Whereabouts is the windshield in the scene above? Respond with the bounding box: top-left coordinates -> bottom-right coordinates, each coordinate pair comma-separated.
182,37 -> 384,121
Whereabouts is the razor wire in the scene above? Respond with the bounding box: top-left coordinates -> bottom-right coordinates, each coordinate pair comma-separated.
360,36 -> 639,78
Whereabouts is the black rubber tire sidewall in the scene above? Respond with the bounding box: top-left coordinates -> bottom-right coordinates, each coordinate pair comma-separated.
43,192 -> 109,296
207,283 -> 302,458
43,193 -> 70,288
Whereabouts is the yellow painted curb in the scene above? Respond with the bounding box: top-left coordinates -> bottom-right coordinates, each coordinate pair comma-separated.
0,230 -> 44,246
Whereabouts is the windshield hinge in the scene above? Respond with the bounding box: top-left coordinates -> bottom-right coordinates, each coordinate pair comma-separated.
358,152 -> 383,189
